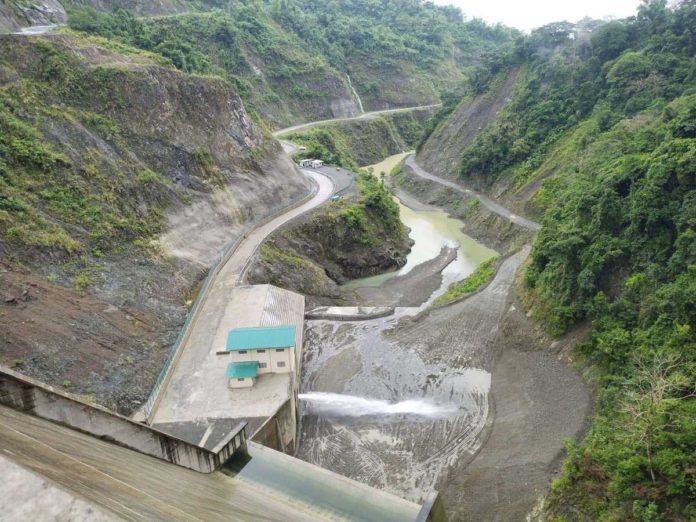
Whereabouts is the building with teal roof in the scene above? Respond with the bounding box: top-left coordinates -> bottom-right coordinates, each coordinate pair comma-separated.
226,361 -> 260,389
225,325 -> 297,388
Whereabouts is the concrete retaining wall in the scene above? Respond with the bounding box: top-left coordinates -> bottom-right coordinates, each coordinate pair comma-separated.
252,397 -> 296,454
0,366 -> 246,473
416,492 -> 449,522
306,306 -> 395,321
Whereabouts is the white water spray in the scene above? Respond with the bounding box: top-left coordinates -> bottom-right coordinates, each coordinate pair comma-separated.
346,74 -> 365,114
299,392 -> 459,418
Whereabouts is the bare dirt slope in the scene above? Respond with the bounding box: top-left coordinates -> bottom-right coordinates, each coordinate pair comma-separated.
0,34 -> 309,414
417,70 -> 520,180
0,266 -> 168,412
391,251 -> 591,521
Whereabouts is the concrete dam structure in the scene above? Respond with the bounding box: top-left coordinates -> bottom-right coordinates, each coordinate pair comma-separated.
0,364 -> 447,521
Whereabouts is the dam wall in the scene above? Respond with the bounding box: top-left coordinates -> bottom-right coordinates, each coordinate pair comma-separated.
251,396 -> 297,453
0,365 -> 247,473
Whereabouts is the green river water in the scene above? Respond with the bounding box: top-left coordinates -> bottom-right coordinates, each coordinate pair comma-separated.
343,153 -> 497,291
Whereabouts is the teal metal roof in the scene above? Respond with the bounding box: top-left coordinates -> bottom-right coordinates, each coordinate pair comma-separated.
226,361 -> 259,379
226,325 -> 296,351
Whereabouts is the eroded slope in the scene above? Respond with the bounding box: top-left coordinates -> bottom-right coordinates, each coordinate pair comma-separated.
0,33 -> 308,413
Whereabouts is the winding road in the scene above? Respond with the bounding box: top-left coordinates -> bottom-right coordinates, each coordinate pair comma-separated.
147,170 -> 334,422
272,104 -> 442,137
276,108 -> 540,231
404,155 -> 541,230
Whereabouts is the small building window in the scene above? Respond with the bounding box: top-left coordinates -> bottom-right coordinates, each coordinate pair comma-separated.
259,362 -> 268,369
238,350 -> 247,354
257,349 -> 266,353
277,361 -> 286,368
275,348 -> 285,352
237,378 -> 245,382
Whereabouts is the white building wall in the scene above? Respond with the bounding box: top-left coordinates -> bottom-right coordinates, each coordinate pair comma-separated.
269,349 -> 292,374
227,348 -> 293,375
228,377 -> 255,389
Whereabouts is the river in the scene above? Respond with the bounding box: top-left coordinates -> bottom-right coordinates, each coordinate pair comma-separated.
296,153 -> 499,502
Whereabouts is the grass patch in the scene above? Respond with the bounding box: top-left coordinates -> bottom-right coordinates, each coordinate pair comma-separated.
433,256 -> 499,307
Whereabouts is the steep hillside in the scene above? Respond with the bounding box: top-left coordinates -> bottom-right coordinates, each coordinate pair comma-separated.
416,3 -> 696,520
64,0 -> 517,128
66,8 -> 360,128
275,0 -> 518,111
416,68 -> 519,179
0,33 -> 308,412
286,107 -> 435,168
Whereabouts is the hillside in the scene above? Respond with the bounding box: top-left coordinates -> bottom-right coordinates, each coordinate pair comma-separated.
416,2 -> 696,519
0,0 -> 189,32
0,32 -> 308,412
285,107 -> 435,168
62,0 -> 517,127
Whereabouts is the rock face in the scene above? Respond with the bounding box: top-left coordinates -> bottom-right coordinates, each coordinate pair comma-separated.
417,69 -> 520,181
0,34 -> 309,413
247,198 -> 412,304
0,1 -> 67,32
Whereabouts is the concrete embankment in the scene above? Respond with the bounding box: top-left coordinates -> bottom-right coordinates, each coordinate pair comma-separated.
0,366 -> 246,473
0,402 -> 441,521
306,306 -> 395,321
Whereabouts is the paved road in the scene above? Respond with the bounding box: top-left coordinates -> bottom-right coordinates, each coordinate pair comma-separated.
279,139 -> 297,155
404,155 -> 541,231
149,170 -> 334,421
226,171 -> 334,280
273,104 -> 442,137
12,24 -> 60,35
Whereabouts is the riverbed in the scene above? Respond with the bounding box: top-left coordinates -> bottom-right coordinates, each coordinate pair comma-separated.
296,153 -> 500,503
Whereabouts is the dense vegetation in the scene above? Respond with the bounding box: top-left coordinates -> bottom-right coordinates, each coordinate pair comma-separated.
66,0 -> 516,125
285,128 -> 358,169
442,1 -> 696,519
0,40 -> 170,286
268,0 -> 516,71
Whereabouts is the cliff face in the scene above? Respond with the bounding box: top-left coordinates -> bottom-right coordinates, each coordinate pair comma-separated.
0,0 -> 188,33
0,1 -> 67,32
416,69 -> 520,180
247,172 -> 412,305
0,33 -> 308,412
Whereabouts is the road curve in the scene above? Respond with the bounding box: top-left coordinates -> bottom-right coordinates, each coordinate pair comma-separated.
148,170 -> 334,421
230,170 -> 334,281
12,24 -> 61,35
404,155 -> 541,231
273,104 -> 442,137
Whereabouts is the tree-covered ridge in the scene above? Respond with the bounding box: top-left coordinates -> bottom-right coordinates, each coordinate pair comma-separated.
529,89 -> 696,522
65,0 -> 517,125
269,0 -> 516,70
451,1 -> 696,519
454,1 -> 696,187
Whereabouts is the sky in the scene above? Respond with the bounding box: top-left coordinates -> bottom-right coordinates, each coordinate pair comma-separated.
433,0 -> 643,31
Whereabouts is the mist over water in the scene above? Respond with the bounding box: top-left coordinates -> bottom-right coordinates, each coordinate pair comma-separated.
299,392 -> 460,419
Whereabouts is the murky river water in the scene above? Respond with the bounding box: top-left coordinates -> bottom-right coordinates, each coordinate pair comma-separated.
344,153 -> 496,292
296,153 -> 499,503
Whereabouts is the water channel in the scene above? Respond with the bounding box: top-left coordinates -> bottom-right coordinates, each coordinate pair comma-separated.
296,153 -> 500,502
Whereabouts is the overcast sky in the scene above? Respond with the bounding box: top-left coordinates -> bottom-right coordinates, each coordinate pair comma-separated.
433,0 -> 643,31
